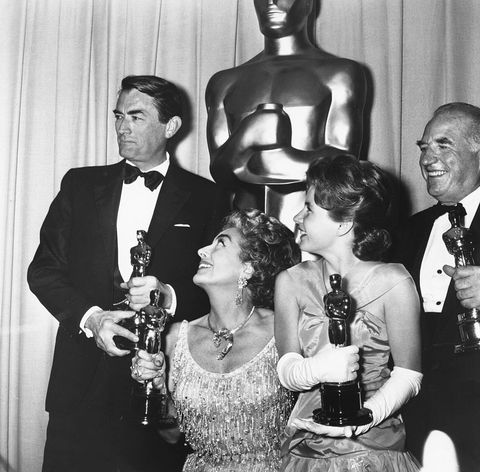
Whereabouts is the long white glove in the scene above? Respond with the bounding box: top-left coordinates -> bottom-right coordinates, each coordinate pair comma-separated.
277,345 -> 360,392
355,366 -> 423,435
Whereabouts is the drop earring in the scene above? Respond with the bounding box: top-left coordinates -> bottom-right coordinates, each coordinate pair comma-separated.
235,275 -> 248,305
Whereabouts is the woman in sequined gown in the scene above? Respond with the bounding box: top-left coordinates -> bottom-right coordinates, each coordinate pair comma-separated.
275,155 -> 423,471
132,209 -> 301,471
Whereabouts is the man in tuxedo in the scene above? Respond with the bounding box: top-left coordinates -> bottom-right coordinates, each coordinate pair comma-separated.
395,102 -> 480,471
28,75 -> 228,472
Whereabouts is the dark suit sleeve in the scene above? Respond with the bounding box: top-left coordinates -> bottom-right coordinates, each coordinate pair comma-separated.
27,170 -> 93,336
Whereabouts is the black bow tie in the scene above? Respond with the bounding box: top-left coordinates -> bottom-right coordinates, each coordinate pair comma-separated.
432,202 -> 466,220
124,165 -> 164,191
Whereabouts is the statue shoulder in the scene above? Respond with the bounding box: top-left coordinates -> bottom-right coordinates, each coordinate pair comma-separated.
317,56 -> 366,97
206,68 -> 239,105
313,55 -> 365,79
207,52 -> 264,92
333,57 -> 365,80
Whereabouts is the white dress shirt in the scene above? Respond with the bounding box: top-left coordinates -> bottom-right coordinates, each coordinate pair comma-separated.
420,186 -> 480,313
116,159 -> 169,281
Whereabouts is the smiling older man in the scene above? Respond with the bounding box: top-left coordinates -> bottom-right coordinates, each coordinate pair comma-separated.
394,102 -> 480,472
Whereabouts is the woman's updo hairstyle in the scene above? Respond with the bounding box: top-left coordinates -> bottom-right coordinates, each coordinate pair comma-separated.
222,209 -> 301,309
306,154 -> 392,261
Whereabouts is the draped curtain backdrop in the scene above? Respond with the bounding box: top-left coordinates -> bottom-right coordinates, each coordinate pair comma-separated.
1,0 -> 480,470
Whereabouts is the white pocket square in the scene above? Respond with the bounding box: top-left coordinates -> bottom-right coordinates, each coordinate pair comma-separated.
174,223 -> 191,228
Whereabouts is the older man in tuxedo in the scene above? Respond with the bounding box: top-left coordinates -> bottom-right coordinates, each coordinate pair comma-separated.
28,75 -> 228,472
395,102 -> 480,471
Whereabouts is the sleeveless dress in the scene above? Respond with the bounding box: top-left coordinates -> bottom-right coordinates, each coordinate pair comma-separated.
171,320 -> 294,471
281,260 -> 420,472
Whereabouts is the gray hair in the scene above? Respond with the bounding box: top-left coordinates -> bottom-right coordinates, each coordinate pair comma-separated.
433,102 -> 480,148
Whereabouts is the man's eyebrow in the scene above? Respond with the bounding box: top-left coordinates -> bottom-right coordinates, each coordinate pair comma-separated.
125,109 -> 146,116
112,109 -> 146,116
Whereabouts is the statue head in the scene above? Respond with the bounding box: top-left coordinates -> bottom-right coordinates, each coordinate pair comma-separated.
254,0 -> 313,38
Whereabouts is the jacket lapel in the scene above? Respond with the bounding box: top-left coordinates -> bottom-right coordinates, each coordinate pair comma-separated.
411,208 -> 438,296
147,164 -> 190,249
93,160 -> 125,270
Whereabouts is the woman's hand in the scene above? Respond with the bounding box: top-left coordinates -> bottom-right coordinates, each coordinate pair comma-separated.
291,418 -> 356,438
312,344 -> 360,383
276,344 -> 360,392
130,349 -> 166,391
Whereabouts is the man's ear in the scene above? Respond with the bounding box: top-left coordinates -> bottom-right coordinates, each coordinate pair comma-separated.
337,221 -> 354,236
165,116 -> 182,138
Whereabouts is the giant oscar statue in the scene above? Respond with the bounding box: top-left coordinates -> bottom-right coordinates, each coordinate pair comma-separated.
206,0 -> 366,230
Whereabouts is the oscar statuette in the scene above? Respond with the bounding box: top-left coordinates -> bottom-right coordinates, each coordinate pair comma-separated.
312,274 -> 372,426
114,229 -> 152,351
443,206 -> 480,353
114,230 -> 175,427
128,289 -> 175,428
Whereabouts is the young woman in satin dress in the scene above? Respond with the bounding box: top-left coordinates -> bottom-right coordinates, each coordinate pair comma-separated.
275,155 -> 423,471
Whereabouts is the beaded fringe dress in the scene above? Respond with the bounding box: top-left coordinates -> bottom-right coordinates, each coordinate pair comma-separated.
171,320 -> 294,472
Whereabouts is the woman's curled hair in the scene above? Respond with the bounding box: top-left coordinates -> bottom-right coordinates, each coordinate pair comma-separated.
222,209 -> 301,309
306,154 -> 392,261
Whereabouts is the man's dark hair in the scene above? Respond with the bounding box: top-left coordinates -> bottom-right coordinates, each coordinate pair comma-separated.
120,75 -> 184,123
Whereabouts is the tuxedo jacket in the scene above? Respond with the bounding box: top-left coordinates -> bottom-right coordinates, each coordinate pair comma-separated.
28,160 -> 228,413
394,203 -> 480,377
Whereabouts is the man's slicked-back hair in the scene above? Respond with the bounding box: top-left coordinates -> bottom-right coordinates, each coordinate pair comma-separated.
120,75 -> 184,124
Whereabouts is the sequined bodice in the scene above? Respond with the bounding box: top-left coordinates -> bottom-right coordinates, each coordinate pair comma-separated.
171,320 -> 294,471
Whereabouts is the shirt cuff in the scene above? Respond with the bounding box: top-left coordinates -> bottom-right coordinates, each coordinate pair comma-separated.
80,306 -> 103,338
166,284 -> 176,317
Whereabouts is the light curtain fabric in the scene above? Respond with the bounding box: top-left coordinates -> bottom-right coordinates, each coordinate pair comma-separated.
1,0 -> 480,470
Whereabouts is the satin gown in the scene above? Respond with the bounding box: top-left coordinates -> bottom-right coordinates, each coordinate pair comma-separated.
281,260 -> 420,472
171,320 -> 294,471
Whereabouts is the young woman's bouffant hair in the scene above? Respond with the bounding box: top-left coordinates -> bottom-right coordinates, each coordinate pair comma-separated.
222,209 -> 301,310
306,154 -> 392,261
